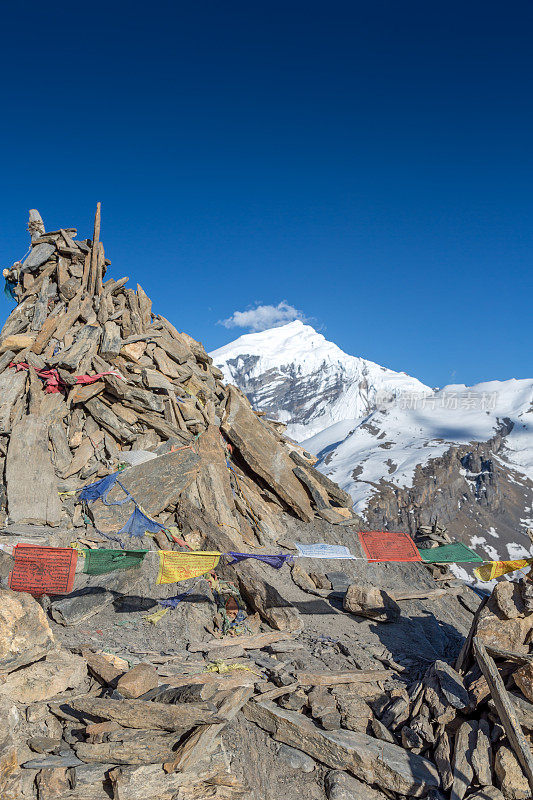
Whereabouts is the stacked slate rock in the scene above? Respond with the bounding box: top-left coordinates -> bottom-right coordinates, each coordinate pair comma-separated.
0,207 -> 354,538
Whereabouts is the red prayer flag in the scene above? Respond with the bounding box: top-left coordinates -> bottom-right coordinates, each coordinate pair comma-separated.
9,545 -> 77,595
357,530 -> 421,563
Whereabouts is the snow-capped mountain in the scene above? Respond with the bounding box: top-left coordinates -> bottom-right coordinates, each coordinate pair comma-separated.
211,320 -> 431,441
303,378 -> 533,514
211,323 -> 533,568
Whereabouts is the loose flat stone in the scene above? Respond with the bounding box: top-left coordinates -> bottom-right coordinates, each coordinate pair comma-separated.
21,243 -> 56,273
244,700 -> 440,796
90,448 -> 200,532
6,416 -> 62,526
0,369 -> 26,433
221,386 -> 313,521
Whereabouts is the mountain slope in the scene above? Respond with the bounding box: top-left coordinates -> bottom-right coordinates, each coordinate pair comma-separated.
303,378 -> 533,512
211,320 -> 431,441
302,379 -> 533,564
212,325 -> 533,568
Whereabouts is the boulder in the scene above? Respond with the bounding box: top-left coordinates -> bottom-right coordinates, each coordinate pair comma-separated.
0,696 -> 22,800
117,664 -> 159,699
0,589 -> 55,674
476,606 -> 532,654
494,744 -> 530,800
90,448 -> 200,532
0,648 -> 88,704
492,581 -> 525,619
343,583 -> 400,623
291,562 -> 317,593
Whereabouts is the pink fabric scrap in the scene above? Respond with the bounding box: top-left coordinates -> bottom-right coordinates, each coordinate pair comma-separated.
11,362 -> 125,393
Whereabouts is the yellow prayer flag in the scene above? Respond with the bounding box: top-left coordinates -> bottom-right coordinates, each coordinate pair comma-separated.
474,558 -> 533,582
156,551 -> 220,584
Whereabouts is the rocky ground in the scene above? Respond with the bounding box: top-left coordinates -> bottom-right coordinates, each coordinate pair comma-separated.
1,210 -> 533,800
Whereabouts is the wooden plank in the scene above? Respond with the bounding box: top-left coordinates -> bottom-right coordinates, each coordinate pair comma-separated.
253,683 -> 299,703
473,636 -> 533,794
455,595 -> 488,674
81,252 -> 91,294
19,260 -> 57,300
95,242 -> 105,295
6,416 -> 62,526
31,306 -> 64,354
163,686 -> 253,773
60,228 -> 80,251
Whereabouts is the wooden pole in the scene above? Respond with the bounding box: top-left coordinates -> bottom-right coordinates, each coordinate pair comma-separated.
88,202 -> 101,295
473,636 -> 533,794
95,241 -> 105,295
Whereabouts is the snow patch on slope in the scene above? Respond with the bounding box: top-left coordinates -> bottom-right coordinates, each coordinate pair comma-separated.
303,378 -> 533,514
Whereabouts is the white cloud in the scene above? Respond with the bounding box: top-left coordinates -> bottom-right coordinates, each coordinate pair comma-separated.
219,301 -> 306,332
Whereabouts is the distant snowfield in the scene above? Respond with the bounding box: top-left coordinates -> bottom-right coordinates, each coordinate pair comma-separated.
302,378 -> 533,515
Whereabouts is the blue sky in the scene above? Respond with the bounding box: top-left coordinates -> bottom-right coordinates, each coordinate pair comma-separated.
0,0 -> 531,388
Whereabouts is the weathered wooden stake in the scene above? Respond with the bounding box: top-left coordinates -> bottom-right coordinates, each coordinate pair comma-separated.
88,201 -> 101,295
473,636 -> 533,794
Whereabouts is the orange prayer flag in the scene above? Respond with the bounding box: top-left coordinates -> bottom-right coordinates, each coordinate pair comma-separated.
358,530 -> 421,562
9,545 -> 77,595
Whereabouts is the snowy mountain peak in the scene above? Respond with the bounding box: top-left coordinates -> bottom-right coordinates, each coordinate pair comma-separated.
210,321 -> 431,441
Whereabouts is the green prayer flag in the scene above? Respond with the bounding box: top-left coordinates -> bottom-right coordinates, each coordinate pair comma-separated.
82,549 -> 148,575
419,542 -> 482,564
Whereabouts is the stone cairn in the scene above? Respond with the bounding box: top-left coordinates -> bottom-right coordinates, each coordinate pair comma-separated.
0,209 -> 532,800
